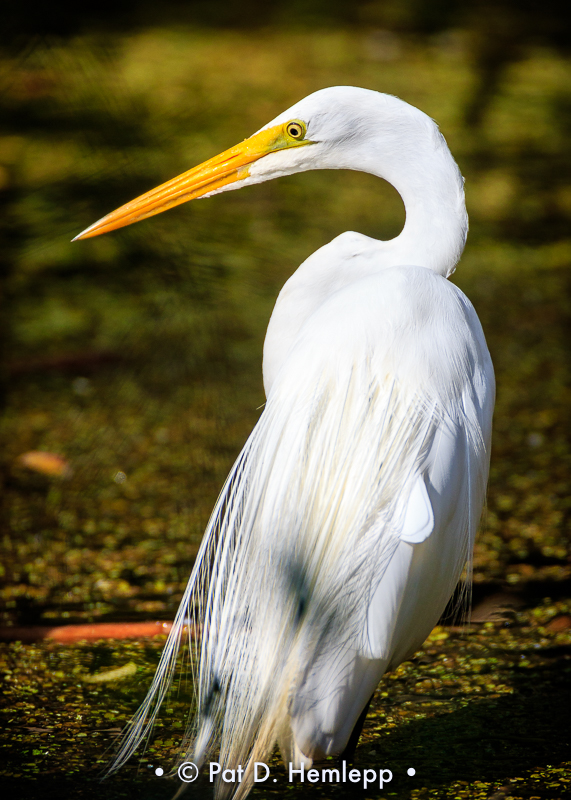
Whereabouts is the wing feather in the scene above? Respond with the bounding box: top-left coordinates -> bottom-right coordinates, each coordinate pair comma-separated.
108,267 -> 493,800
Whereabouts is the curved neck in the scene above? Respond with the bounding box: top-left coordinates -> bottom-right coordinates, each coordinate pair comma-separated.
388,151 -> 468,277
347,125 -> 468,277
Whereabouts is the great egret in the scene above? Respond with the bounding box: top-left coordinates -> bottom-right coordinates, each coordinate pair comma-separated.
75,86 -> 494,798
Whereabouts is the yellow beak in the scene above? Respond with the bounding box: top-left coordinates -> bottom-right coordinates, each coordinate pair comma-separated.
73,122 -> 312,240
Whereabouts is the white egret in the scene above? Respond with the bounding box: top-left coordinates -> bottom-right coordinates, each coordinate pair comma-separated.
75,86 -> 494,798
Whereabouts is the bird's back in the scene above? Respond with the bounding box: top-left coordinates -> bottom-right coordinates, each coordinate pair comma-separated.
107,259 -> 493,800
183,261 -> 494,789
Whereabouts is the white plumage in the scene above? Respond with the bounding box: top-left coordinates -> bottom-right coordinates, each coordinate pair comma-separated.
76,86 -> 494,799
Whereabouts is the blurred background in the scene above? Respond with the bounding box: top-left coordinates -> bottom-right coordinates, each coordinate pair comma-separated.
1,0 -> 570,642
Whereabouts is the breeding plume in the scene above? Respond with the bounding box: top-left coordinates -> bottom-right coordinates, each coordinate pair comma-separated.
76,87 -> 494,798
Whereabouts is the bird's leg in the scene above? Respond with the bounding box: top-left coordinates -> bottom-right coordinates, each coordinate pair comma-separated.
338,693 -> 375,764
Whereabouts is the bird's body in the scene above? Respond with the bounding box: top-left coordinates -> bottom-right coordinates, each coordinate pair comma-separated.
75,87 -> 494,799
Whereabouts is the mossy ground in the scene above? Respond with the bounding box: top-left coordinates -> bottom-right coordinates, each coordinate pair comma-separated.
1,612 -> 570,799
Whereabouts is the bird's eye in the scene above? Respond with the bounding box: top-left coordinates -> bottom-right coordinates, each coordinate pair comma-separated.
286,120 -> 306,140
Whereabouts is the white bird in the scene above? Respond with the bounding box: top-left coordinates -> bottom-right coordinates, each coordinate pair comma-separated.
75,86 -> 494,799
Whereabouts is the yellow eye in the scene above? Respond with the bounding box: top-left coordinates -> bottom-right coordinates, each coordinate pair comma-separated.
286,120 -> 306,140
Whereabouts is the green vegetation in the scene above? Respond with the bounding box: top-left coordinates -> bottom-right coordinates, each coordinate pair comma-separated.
0,19 -> 570,800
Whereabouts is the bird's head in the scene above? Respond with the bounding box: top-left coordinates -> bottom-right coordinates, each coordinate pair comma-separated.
73,87 -> 433,241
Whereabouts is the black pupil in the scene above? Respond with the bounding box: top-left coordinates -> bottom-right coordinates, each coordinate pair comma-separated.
290,125 -> 300,137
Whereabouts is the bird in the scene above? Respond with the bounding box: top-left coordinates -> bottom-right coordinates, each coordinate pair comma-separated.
75,86 -> 495,799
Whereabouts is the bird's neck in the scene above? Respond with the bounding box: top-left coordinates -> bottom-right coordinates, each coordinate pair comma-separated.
360,132 -> 468,277
392,169 -> 467,278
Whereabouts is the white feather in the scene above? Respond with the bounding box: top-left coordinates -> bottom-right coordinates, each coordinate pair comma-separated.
105,87 -> 494,800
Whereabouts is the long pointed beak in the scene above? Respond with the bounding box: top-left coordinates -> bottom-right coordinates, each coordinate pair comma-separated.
73,123 -> 312,240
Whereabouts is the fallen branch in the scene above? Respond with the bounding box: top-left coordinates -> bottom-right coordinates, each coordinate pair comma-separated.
0,620 -> 177,643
